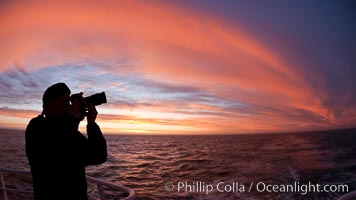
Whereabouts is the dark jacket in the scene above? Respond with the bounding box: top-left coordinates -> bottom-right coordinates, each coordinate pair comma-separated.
25,115 -> 107,200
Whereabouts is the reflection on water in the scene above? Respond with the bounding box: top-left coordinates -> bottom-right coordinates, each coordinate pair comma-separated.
1,128 -> 356,199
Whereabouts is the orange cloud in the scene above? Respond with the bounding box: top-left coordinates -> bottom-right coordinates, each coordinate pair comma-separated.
0,107 -> 39,119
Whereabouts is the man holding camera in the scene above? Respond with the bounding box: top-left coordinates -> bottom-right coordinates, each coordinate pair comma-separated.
25,82 -> 107,200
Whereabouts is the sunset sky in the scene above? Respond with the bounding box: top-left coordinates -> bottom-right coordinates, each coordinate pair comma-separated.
0,0 -> 355,134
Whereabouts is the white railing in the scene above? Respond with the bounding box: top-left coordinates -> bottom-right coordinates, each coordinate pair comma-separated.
0,167 -> 135,200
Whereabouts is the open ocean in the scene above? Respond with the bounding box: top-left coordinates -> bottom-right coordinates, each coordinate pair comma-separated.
0,128 -> 355,200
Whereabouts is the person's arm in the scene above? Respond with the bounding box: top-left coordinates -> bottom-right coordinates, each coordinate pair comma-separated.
25,116 -> 53,169
68,97 -> 107,165
25,118 -> 37,166
85,104 -> 107,165
85,122 -> 107,165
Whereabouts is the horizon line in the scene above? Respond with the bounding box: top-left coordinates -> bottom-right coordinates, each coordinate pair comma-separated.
1,126 -> 355,136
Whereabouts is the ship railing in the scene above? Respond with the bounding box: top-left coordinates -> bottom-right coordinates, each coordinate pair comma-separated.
0,167 -> 135,200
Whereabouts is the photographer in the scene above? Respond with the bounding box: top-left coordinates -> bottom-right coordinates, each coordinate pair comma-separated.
25,82 -> 107,200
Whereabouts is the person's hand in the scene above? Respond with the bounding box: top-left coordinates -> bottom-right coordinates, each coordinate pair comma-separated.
68,92 -> 84,120
87,103 -> 98,125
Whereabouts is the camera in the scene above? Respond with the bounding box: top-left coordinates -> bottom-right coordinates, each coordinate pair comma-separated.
70,92 -> 107,117
84,92 -> 107,106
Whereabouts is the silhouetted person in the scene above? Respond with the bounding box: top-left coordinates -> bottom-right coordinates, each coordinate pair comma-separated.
25,82 -> 107,200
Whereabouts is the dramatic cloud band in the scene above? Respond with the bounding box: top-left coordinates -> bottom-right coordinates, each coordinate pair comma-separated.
0,0 -> 355,134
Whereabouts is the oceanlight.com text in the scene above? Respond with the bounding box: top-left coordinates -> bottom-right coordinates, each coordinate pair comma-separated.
165,181 -> 349,195
255,181 -> 348,195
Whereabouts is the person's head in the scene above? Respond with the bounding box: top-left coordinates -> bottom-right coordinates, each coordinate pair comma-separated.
42,82 -> 71,119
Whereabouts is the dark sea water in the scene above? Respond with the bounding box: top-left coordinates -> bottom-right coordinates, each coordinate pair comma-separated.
0,128 -> 355,200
